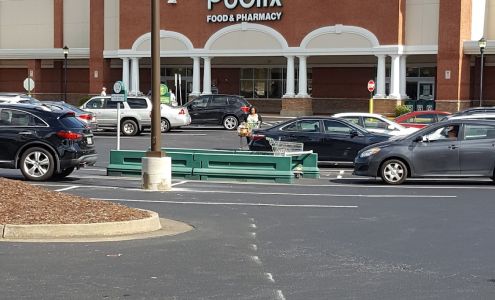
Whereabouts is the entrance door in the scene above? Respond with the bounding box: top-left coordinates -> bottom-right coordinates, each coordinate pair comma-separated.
418,82 -> 434,101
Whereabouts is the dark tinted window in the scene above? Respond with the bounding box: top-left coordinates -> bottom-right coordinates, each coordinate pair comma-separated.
86,98 -> 104,109
464,124 -> 495,140
324,120 -> 353,134
104,100 -> 124,109
127,98 -> 149,109
59,116 -> 86,128
282,120 -> 320,133
209,96 -> 229,107
190,97 -> 208,108
0,109 -> 47,127
229,97 -> 248,106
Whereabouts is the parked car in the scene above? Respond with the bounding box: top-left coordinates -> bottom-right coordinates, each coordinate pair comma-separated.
0,103 -> 97,181
394,110 -> 451,128
0,93 -> 41,104
446,113 -> 495,121
184,94 -> 251,130
447,106 -> 495,118
42,101 -> 98,131
81,96 -> 191,135
159,103 -> 192,132
333,112 -> 418,136
248,116 -> 390,162
354,119 -> 495,184
81,96 -> 152,136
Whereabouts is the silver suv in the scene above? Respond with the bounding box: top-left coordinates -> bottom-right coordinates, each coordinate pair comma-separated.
81,96 -> 151,136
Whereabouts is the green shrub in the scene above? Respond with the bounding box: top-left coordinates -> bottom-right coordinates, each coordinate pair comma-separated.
395,104 -> 411,117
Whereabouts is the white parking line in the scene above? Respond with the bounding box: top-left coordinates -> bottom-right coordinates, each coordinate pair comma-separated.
265,273 -> 275,283
172,188 -> 456,198
92,198 -> 359,208
171,181 -> 188,187
54,186 -> 79,192
276,290 -> 286,300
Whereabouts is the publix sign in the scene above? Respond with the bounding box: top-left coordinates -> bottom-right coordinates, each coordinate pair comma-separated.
207,0 -> 283,24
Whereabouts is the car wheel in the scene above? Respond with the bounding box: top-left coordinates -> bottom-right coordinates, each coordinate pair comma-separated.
380,159 -> 407,185
223,115 -> 239,130
121,119 -> 139,136
20,147 -> 55,181
53,167 -> 75,179
161,118 -> 171,133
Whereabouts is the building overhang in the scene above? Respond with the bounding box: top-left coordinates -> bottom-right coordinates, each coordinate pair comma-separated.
464,40 -> 495,55
0,48 -> 90,60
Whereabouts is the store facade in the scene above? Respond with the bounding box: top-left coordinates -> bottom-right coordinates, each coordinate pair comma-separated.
0,0 -> 494,115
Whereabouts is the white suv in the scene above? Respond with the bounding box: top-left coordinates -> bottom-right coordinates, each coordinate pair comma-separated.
0,93 -> 41,104
81,96 -> 152,136
81,96 -> 191,135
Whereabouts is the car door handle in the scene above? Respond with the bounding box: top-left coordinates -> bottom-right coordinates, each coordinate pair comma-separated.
448,145 -> 458,150
18,131 -> 34,135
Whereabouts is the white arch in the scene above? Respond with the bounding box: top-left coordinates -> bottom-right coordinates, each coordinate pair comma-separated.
300,24 -> 380,49
204,22 -> 289,50
131,30 -> 194,51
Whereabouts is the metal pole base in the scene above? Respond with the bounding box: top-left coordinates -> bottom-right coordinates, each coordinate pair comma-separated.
142,156 -> 172,191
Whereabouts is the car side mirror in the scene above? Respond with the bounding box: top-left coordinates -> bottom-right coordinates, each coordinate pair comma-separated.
388,125 -> 396,130
413,136 -> 424,143
350,130 -> 359,138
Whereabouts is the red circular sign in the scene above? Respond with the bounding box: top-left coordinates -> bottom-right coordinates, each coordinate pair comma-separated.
367,80 -> 375,92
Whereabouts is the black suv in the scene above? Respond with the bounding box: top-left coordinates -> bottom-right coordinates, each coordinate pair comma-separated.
0,104 -> 97,181
185,94 -> 251,130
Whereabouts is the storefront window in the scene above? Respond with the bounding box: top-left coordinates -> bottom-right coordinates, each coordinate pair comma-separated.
240,80 -> 254,98
254,69 -> 268,80
241,68 -> 253,79
254,80 -> 267,98
420,67 -> 436,77
271,68 -> 283,80
406,67 -> 420,77
240,67 -> 309,98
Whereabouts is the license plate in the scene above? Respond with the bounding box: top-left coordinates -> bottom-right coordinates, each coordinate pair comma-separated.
86,136 -> 93,145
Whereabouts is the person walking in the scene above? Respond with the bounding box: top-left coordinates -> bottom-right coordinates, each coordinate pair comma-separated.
246,107 -> 262,144
100,87 -> 107,96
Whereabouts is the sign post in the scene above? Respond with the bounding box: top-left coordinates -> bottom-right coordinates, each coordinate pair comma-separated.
367,80 -> 375,113
23,77 -> 35,96
111,81 -> 127,150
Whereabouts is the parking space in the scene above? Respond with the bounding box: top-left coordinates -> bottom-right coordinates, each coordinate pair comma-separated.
3,126 -> 495,299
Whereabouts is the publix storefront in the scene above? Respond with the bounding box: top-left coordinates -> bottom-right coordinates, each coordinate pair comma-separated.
1,0 -> 494,114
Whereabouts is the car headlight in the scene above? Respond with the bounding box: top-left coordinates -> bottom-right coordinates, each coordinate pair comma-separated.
360,147 -> 381,158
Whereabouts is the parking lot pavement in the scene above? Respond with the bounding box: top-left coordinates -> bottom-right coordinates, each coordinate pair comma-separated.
3,167 -> 495,299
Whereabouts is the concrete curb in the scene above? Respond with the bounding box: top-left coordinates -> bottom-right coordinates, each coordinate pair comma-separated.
1,210 -> 162,239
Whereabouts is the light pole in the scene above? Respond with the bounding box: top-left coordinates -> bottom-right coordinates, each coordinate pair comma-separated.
63,45 -> 69,102
478,37 -> 486,107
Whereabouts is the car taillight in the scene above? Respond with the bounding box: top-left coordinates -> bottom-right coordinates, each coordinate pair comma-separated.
240,106 -> 250,113
179,108 -> 185,115
57,130 -> 82,140
78,114 -> 92,121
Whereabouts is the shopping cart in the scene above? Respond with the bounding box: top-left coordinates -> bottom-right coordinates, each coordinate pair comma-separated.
266,137 -> 311,156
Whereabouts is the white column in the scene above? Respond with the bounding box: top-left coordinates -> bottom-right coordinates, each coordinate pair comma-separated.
374,54 -> 386,98
122,58 -> 130,93
399,55 -> 408,99
191,57 -> 201,96
131,57 -> 140,95
202,57 -> 212,95
283,56 -> 295,98
297,56 -> 309,98
389,54 -> 401,99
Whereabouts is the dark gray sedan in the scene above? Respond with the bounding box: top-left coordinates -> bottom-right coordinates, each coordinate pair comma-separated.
354,119 -> 495,184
